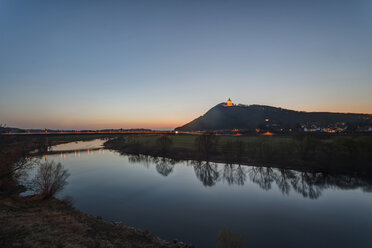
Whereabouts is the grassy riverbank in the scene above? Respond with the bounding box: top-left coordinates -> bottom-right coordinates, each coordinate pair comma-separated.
104,134 -> 372,173
0,196 -> 189,248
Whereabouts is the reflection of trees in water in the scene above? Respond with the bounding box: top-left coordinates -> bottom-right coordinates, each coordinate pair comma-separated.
127,154 -> 152,168
362,185 -> 372,192
247,167 -> 323,198
274,169 -> 295,195
248,167 -> 276,191
219,164 -> 372,199
127,154 -> 176,176
123,154 -> 372,199
153,157 -> 176,177
222,164 -> 247,186
246,168 -> 372,199
193,161 -> 220,187
289,172 -> 322,199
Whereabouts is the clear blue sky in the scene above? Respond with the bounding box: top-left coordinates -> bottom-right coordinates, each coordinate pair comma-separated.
1,0 -> 371,129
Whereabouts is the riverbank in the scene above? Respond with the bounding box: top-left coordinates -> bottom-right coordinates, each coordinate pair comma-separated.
0,135 -> 107,197
104,134 -> 372,173
0,136 -> 191,248
0,196 -> 191,248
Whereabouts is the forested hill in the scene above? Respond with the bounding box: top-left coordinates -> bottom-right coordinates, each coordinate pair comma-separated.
175,103 -> 371,131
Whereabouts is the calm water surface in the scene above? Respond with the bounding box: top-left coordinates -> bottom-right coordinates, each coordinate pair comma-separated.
42,140 -> 372,247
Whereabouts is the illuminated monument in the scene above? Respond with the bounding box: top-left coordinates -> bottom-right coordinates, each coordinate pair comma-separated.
224,98 -> 235,107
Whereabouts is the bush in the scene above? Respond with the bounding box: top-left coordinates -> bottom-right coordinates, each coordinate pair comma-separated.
195,131 -> 219,159
156,135 -> 173,155
217,229 -> 245,248
32,161 -> 70,199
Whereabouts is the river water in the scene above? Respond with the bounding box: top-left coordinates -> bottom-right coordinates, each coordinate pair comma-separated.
39,139 -> 372,247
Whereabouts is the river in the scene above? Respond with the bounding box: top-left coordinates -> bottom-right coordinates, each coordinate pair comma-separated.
35,139 -> 372,247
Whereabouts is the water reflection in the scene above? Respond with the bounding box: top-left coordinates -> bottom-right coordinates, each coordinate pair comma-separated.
153,157 -> 176,177
248,167 -> 276,191
43,148 -> 372,200
193,161 -> 220,187
46,148 -> 104,160
38,142 -> 372,248
222,164 -> 247,186
49,139 -> 105,151
128,154 -> 152,168
123,154 -> 372,199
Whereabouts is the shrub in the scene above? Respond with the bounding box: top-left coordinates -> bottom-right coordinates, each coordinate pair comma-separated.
32,161 -> 70,199
156,135 -> 173,155
195,131 -> 219,159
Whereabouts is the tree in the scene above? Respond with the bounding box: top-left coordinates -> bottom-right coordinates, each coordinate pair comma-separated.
32,161 -> 70,199
156,135 -> 173,155
222,141 -> 234,163
195,131 -> 219,160
234,140 -> 245,163
0,136 -> 37,196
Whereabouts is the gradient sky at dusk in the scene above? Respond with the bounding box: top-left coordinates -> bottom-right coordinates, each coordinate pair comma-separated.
1,0 -> 371,129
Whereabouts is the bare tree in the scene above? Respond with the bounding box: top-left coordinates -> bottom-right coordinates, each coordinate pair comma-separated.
156,135 -> 173,155
32,161 -> 70,199
0,138 -> 37,196
195,131 -> 219,160
234,140 -> 245,163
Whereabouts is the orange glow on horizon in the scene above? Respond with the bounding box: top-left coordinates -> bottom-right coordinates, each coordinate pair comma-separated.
5,106 -> 371,131
3,100 -> 372,132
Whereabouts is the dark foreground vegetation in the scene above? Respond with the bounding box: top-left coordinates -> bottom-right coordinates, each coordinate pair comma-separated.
0,135 -> 190,248
0,196 -> 187,248
105,133 -> 372,173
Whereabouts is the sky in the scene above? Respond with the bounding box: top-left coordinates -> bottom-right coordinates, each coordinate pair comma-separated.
0,0 -> 371,130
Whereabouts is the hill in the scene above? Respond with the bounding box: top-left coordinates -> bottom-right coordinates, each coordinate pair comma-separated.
175,101 -> 371,131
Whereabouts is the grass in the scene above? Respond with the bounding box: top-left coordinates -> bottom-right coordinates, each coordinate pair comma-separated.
0,196 -> 188,248
126,135 -> 293,151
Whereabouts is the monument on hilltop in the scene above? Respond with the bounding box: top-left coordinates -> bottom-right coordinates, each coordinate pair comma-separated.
223,98 -> 235,107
